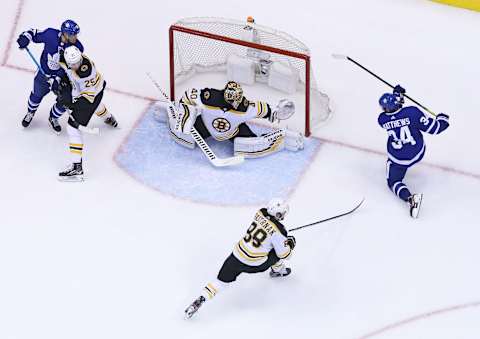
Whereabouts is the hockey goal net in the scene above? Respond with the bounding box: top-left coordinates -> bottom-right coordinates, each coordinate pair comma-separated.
169,17 -> 332,137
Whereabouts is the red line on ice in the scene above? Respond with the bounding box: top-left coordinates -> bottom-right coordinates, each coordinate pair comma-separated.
3,64 -> 157,102
2,0 -> 479,183
357,301 -> 480,338
317,137 -> 480,181
2,0 -> 25,66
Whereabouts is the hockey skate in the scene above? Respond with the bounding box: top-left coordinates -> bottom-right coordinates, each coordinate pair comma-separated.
269,262 -> 292,278
48,116 -> 61,134
22,112 -> 35,127
408,193 -> 423,219
185,296 -> 205,319
58,162 -> 84,182
104,115 -> 118,128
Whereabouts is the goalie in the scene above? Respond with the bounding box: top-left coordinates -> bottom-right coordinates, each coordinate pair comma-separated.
154,81 -> 304,158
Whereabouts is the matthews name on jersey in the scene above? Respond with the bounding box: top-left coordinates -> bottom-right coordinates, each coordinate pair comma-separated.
378,105 -> 449,166
378,86 -> 450,218
180,87 -> 272,141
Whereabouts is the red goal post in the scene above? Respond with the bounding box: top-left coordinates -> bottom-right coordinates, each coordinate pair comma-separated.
169,17 -> 331,137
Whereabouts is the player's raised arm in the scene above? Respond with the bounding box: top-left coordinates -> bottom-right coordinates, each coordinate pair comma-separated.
17,28 -> 52,48
415,108 -> 450,135
249,98 -> 296,124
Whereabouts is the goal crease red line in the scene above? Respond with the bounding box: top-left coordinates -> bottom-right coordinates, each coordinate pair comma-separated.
1,0 -> 479,182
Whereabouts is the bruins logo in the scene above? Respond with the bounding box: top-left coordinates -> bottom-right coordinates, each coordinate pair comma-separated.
212,118 -> 231,133
80,64 -> 89,72
203,90 -> 210,100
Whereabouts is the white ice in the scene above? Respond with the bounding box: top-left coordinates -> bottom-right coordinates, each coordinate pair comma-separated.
0,0 -> 479,338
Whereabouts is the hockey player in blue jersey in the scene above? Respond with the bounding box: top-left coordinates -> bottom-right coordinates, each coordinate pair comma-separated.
378,85 -> 450,218
17,19 -> 84,133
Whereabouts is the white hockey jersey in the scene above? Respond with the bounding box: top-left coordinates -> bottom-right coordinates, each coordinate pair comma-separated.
180,87 -> 272,141
59,55 -> 104,104
233,208 -> 293,266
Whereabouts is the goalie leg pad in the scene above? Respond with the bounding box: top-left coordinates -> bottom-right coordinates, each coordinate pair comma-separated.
152,101 -> 196,149
234,128 -> 303,158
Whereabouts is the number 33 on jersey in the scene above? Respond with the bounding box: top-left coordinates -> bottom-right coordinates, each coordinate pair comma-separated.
233,208 -> 293,266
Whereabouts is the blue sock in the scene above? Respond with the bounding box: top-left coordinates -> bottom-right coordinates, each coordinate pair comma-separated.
391,182 -> 411,202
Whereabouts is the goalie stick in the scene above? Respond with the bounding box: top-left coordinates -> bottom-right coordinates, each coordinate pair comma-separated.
332,54 -> 438,117
288,198 -> 365,232
146,73 -> 244,167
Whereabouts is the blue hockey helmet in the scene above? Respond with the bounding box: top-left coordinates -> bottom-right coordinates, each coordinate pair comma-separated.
379,93 -> 403,112
61,19 -> 80,36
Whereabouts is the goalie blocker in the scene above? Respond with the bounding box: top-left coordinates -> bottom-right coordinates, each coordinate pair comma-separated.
153,81 -> 304,158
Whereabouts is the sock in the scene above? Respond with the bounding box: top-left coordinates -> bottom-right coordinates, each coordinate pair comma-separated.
27,92 -> 42,114
95,103 -> 110,121
201,279 -> 229,301
67,125 -> 83,164
391,182 -> 411,202
50,103 -> 66,119
271,260 -> 286,272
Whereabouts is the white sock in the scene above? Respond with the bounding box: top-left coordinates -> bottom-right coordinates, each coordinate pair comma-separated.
201,279 -> 229,301
67,124 -> 83,163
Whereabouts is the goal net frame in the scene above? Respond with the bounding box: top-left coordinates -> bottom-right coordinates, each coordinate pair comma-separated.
169,18 -> 328,137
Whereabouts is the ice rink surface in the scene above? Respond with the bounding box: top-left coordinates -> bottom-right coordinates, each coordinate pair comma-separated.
0,0 -> 479,338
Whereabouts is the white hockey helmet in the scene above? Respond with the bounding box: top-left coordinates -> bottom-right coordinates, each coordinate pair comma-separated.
267,198 -> 289,220
64,46 -> 82,69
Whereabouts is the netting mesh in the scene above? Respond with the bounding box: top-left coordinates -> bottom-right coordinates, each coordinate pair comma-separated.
170,17 -> 332,135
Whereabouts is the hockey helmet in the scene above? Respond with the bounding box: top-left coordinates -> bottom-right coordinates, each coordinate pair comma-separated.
61,19 -> 80,36
64,46 -> 83,69
379,93 -> 403,113
224,81 -> 244,109
267,198 -> 289,221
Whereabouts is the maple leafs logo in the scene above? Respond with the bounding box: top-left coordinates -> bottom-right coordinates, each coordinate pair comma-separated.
47,53 -> 60,71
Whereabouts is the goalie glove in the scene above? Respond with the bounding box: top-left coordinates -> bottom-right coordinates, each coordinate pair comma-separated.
269,99 -> 295,123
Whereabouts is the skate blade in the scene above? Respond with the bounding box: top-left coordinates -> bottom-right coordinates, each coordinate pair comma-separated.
184,309 -> 194,320
57,175 -> 84,182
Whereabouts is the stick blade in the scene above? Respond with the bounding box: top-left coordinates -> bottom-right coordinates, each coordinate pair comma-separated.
332,53 -> 348,60
212,155 -> 245,167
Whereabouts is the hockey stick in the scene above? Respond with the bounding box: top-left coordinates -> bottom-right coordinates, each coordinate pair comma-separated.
288,198 -> 365,232
332,54 -> 437,117
146,73 -> 244,167
24,47 -> 99,135
25,47 -> 47,76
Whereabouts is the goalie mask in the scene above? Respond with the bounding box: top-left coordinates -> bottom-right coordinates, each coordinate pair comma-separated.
224,81 -> 244,109
267,198 -> 289,221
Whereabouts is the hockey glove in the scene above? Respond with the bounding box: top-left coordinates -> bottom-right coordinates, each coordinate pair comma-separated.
393,85 -> 406,95
17,34 -> 30,49
49,76 -> 62,94
436,113 -> 449,121
270,99 -> 295,123
285,236 -> 296,250
57,90 -> 73,109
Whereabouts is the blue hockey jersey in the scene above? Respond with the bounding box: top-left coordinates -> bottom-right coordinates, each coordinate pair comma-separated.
22,28 -> 84,76
378,106 -> 449,166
